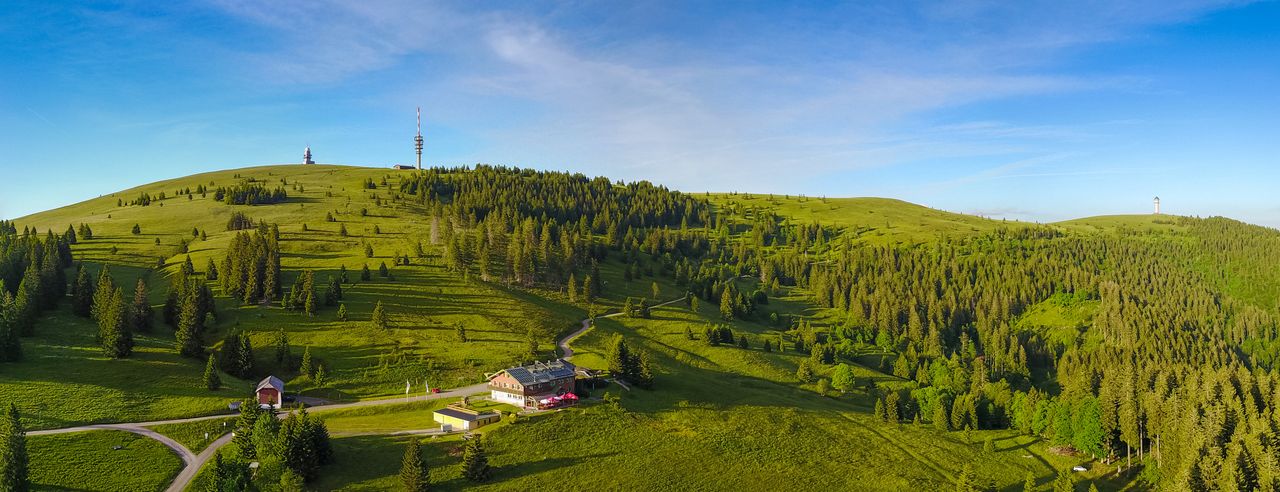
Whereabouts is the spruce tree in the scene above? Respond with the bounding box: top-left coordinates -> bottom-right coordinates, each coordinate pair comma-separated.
299,346 -> 314,379
719,288 -> 734,321
303,290 -> 317,317
607,335 -> 631,380
0,290 -> 22,362
0,403 -> 29,492
336,303 -> 347,322
634,350 -> 654,389
371,301 -> 388,330
175,290 -> 204,358
400,436 -> 430,492
460,435 -> 490,482
91,266 -> 114,323
204,354 -> 221,390
10,285 -> 32,339
236,332 -> 255,378
71,265 -> 94,317
130,278 -> 153,334
274,328 -> 291,365
1052,471 -> 1075,492
99,287 -> 133,358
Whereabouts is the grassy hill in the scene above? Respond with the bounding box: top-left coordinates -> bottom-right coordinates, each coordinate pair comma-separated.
11,164 -> 585,428
6,163 -> 1202,491
707,194 -> 1007,245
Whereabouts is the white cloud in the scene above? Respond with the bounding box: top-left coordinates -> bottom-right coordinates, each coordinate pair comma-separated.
200,0 -> 1247,199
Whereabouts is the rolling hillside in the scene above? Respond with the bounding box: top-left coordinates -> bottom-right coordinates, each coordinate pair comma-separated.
8,163 -> 1280,491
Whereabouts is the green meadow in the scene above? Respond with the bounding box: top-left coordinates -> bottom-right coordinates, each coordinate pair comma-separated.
9,164 -> 1145,490
28,430 -> 183,491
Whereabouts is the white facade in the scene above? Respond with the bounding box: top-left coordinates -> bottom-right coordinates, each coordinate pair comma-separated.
491,389 -> 524,406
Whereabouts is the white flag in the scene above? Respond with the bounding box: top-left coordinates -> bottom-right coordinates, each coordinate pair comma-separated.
425,381 -> 431,394
405,380 -> 411,395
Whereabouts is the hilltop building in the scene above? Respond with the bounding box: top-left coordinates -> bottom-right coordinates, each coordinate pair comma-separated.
488,359 -> 578,409
432,402 -> 501,431
1154,196 -> 1161,215
256,376 -> 285,409
303,146 -> 315,165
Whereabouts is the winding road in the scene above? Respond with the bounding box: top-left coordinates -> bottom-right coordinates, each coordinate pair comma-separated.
32,295 -> 689,491
30,382 -> 489,492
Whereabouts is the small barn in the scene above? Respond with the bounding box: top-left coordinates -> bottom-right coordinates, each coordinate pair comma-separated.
256,376 -> 285,409
432,404 -> 501,431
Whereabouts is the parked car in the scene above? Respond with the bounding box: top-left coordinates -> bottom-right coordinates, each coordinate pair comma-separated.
432,388 -> 441,394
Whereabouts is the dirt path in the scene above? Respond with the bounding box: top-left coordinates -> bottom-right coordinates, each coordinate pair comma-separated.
836,412 -> 954,483
559,295 -> 687,359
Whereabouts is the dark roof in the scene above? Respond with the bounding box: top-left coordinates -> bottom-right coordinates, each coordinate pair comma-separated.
494,359 -> 576,386
434,407 -> 497,422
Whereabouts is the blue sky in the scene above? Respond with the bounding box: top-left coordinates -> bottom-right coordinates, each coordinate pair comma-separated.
2,1 -> 1278,225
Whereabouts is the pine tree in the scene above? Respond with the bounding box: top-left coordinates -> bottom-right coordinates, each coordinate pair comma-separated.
204,354 -> 221,390
11,284 -> 33,339
795,359 -> 813,383
274,328 -> 291,366
634,350 -> 655,389
460,435 -> 490,482
931,404 -> 952,430
235,332 -> 255,378
0,289 -> 22,362
1023,471 -> 1036,492
400,436 -> 430,492
0,403 -> 29,492
719,287 -> 734,321
955,464 -> 978,492
371,301 -> 388,330
71,265 -> 94,317
99,287 -> 133,358
303,290 -> 317,317
455,323 -> 467,342
607,335 -> 631,380
314,364 -> 328,388
299,346 -> 314,379
130,278 -> 153,334
91,266 -> 114,323
1052,471 -> 1075,492
175,290 -> 204,358
361,264 -> 371,281
336,303 -> 347,322
232,404 -> 261,460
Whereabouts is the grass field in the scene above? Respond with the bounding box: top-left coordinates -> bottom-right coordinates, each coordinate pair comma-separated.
9,164 -> 1133,490
707,194 -> 1008,245
9,165 -> 584,427
148,417 -> 236,453
28,430 -> 184,491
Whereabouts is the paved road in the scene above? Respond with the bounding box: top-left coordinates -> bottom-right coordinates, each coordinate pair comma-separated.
164,382 -> 490,492
559,295 -> 687,359
30,381 -> 491,492
31,295 -> 688,491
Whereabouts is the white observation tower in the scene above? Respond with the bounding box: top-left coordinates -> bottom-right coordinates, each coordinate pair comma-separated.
1153,196 -> 1160,215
